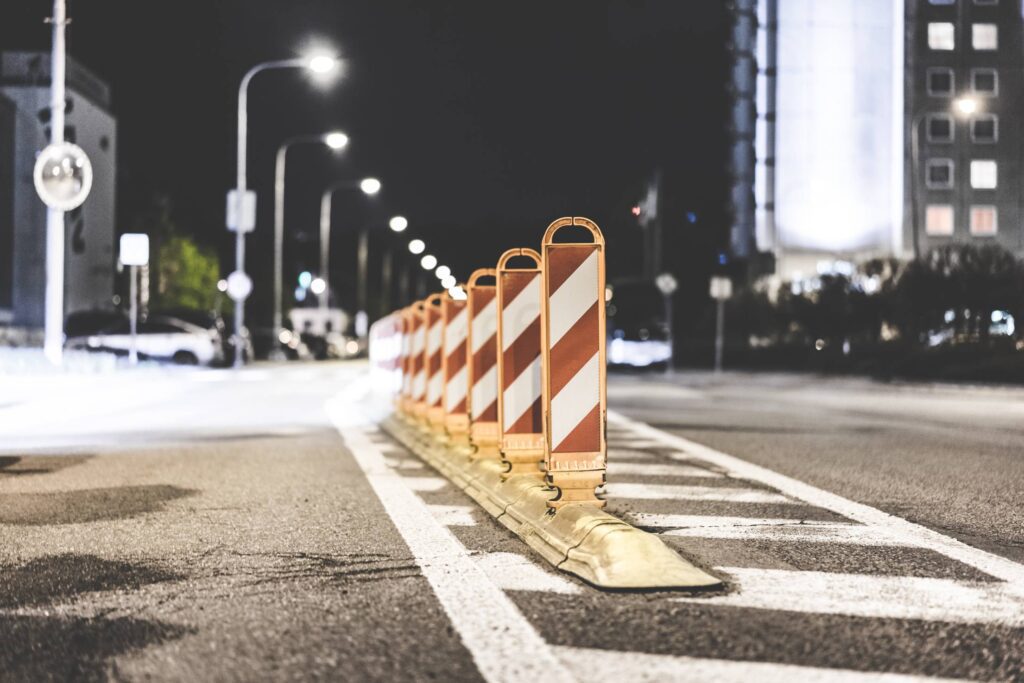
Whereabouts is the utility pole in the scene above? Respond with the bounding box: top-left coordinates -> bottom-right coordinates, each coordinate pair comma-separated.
43,0 -> 67,365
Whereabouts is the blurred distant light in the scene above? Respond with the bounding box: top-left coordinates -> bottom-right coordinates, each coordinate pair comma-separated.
389,215 -> 408,232
955,97 -> 978,116
686,211 -> 698,224
295,286 -> 307,302
324,132 -> 349,150
298,271 -> 313,289
310,277 -> 327,295
346,339 -> 360,354
217,279 -> 229,293
408,239 -> 425,255
279,330 -> 293,345
449,286 -> 467,301
360,177 -> 381,195
420,254 -> 438,270
441,275 -> 456,289
717,251 -> 729,266
308,55 -> 339,74
631,206 -> 641,217
435,265 -> 451,279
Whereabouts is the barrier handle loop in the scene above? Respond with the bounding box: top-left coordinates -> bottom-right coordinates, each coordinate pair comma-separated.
541,216 -> 605,246
467,268 -> 496,288
496,247 -> 541,271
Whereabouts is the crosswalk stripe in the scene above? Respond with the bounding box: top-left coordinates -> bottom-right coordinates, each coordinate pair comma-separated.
475,552 -> 582,595
403,476 -> 448,492
607,462 -> 722,478
625,514 -> 907,546
384,457 -> 426,470
607,483 -> 790,504
428,504 -> 477,527
552,646 -> 961,683
686,567 -> 1024,626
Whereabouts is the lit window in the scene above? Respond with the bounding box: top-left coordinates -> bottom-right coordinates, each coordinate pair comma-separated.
970,160 -> 997,189
926,68 -> 954,96
926,159 -> 954,189
971,115 -> 998,143
929,0 -> 955,4
926,205 -> 955,236
972,24 -> 997,50
971,69 -> 998,95
928,23 -> 956,50
972,0 -> 998,5
926,114 -> 954,142
970,206 -> 998,236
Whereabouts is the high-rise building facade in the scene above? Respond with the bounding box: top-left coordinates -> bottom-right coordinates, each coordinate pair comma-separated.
730,0 -> 1024,280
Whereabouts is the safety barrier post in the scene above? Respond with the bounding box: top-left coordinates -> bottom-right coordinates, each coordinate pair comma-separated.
398,308 -> 412,415
496,248 -> 545,478
409,300 -> 428,420
423,293 -> 445,430
441,287 -> 470,446
465,269 -> 500,458
541,217 -> 607,508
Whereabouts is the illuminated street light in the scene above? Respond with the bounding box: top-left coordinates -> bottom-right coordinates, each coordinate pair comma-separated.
389,215 -> 408,232
360,177 -> 382,195
217,279 -> 229,293
310,277 -> 327,295
954,97 -> 978,117
409,239 -> 425,255
308,55 -> 339,74
441,275 -> 457,289
435,265 -> 451,279
324,131 -> 349,149
421,254 -> 438,270
449,286 -> 467,300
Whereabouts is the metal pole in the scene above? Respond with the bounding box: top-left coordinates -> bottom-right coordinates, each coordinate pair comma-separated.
319,189 -> 332,313
664,291 -> 674,375
380,248 -> 393,317
714,298 -> 725,373
398,266 -> 410,307
43,0 -> 67,366
129,265 -> 138,366
357,228 -> 369,324
271,143 -> 287,356
910,114 -> 922,260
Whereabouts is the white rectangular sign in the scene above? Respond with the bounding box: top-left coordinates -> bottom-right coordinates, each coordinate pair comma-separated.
709,276 -> 733,300
119,233 -> 150,266
226,189 -> 256,233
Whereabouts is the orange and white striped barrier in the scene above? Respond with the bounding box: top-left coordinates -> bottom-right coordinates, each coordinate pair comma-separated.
368,313 -> 402,396
441,287 -> 470,444
496,248 -> 545,477
423,293 -> 445,429
465,269 -> 500,457
541,217 -> 607,508
397,308 -> 412,413
408,301 -> 427,418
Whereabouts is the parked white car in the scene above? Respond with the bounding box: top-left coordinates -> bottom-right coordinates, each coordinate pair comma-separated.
66,315 -> 224,365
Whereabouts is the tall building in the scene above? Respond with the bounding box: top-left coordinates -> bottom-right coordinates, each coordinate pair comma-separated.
730,0 -> 1024,280
0,51 -> 117,337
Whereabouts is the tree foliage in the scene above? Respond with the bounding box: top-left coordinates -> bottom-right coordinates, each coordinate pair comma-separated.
154,236 -> 221,312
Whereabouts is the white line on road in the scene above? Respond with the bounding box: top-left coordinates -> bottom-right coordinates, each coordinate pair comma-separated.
690,567 -> 1024,627
402,476 -> 448,492
429,504 -> 478,526
609,410 -> 1024,585
385,457 -> 426,470
474,552 -> 582,595
327,400 -> 577,683
626,514 -> 907,546
553,646 -> 962,683
607,462 -> 723,478
607,483 -> 790,504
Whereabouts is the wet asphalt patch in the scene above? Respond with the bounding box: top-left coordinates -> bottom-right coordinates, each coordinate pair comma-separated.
0,454 -> 93,477
0,485 -> 196,525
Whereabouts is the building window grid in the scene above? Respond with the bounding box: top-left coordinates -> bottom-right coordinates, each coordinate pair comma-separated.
972,23 -> 998,50
928,22 -> 956,50
926,68 -> 955,96
926,158 -> 955,189
970,69 -> 998,96
926,113 -> 955,143
926,205 -> 955,236
970,115 -> 998,143
970,206 -> 998,236
970,160 -> 998,189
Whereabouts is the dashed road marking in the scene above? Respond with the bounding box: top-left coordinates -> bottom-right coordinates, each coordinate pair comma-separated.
429,504 -> 478,526
607,483 -> 790,504
475,552 -> 582,595
402,476 -> 448,492
607,462 -> 722,478
628,515 -> 907,546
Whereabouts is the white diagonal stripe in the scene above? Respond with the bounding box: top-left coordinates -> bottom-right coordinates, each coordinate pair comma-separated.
501,275 -> 541,351
548,250 -> 599,345
412,327 -> 424,354
444,308 -> 468,355
689,568 -> 1024,626
608,483 -> 791,503
471,298 -> 498,354
446,365 -> 468,411
427,321 -> 443,354
550,352 -> 599,449
471,364 -> 498,420
427,371 -> 443,405
502,356 -> 542,428
413,370 -> 426,399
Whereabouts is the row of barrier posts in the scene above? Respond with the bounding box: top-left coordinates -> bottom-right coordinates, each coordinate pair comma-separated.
369,217 -> 608,508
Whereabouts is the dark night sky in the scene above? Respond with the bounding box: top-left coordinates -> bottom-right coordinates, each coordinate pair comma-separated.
1,1 -> 731,323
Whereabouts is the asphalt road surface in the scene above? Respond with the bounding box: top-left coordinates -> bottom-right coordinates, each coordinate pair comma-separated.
1,362 -> 1022,681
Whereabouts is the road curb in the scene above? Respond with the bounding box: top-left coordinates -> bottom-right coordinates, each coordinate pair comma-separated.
382,415 -> 723,591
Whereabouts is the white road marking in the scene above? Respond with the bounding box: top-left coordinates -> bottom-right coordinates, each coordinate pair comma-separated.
403,476 -> 448,492
627,514 -> 907,546
609,410 -> 1024,585
327,404 -> 576,683
553,646 -> 962,683
429,504 -> 478,527
607,462 -> 722,478
384,457 -> 426,470
474,552 -> 582,595
608,483 -> 790,504
691,567 -> 1024,627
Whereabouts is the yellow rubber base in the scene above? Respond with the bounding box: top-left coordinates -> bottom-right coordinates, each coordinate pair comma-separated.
382,415 -> 722,591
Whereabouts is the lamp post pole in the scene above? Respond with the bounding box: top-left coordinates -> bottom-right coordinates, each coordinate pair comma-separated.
317,178 -> 381,315
43,0 -> 67,365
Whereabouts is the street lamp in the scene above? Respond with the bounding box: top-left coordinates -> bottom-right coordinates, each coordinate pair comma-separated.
389,215 -> 408,232
421,254 -> 438,271
909,96 -> 980,259
408,239 -> 425,254
271,131 -> 349,358
435,265 -> 450,279
230,53 -> 340,368
318,178 -> 381,313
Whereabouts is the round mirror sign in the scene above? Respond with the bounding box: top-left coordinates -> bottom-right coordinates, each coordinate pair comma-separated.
33,142 -> 94,211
